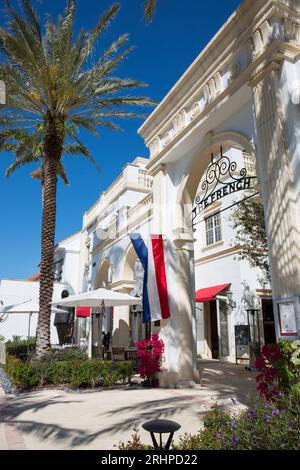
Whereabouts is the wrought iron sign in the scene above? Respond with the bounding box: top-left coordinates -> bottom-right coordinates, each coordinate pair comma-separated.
192,147 -> 258,228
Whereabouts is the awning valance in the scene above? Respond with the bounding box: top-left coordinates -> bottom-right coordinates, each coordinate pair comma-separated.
76,307 -> 91,318
195,283 -> 231,303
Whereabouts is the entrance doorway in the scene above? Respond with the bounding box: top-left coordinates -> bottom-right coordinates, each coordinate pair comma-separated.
209,300 -> 219,359
261,298 -> 276,344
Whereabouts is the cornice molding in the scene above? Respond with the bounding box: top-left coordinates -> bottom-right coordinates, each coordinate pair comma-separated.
195,246 -> 242,265
250,60 -> 281,87
149,164 -> 166,177
110,280 -> 135,292
140,0 -> 300,170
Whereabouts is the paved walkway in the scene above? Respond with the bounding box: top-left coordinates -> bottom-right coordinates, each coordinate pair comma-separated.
0,386 -> 26,449
0,361 -> 256,450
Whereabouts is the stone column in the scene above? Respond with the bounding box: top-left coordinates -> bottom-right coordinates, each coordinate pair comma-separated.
112,305 -> 130,347
150,165 -> 199,386
150,164 -> 167,235
156,226 -> 199,387
251,62 -> 300,337
173,227 -> 198,385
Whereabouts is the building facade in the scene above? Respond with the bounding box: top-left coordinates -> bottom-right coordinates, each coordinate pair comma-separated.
76,0 -> 300,387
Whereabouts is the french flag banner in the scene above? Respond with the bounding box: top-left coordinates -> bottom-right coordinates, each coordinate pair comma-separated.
129,234 -> 172,323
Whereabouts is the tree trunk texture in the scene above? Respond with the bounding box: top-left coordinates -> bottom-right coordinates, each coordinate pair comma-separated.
35,114 -> 65,359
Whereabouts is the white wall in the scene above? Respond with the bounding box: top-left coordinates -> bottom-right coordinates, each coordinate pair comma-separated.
0,279 -> 69,343
54,232 -> 81,294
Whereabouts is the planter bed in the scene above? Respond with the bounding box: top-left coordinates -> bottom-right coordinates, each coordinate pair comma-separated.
4,356 -> 134,390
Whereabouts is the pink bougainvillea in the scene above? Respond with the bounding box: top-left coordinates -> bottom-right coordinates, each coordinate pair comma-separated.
255,344 -> 285,399
255,341 -> 300,400
135,333 -> 164,386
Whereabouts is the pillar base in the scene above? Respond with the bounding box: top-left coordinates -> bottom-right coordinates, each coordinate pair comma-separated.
157,369 -> 200,389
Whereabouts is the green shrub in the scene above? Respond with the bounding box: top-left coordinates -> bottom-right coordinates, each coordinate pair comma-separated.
118,426 -> 151,450
5,356 -> 133,389
119,392 -> 300,450
6,336 -> 36,359
175,392 -> 300,450
42,347 -> 88,362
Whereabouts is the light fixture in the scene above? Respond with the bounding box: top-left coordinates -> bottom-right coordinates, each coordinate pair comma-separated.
227,291 -> 236,309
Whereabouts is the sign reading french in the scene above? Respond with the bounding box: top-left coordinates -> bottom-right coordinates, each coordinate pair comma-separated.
195,177 -> 253,213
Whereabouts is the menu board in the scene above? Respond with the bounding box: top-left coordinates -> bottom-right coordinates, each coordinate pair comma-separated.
278,302 -> 297,336
235,325 -> 250,363
235,325 -> 250,345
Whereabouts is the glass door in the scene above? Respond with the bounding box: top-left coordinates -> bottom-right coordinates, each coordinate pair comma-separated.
217,299 -> 230,358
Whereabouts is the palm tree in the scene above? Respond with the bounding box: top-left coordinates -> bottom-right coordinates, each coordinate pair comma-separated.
144,0 -> 157,22
0,0 -> 154,358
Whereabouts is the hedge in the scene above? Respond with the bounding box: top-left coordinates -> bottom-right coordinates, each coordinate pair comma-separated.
5,356 -> 133,389
5,336 -> 36,358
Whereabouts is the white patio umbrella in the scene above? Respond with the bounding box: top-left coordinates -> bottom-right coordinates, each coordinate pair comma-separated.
51,288 -> 141,308
51,288 -> 141,358
0,299 -> 68,315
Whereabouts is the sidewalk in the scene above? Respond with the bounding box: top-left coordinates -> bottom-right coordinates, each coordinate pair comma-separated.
0,361 -> 256,450
0,386 -> 26,450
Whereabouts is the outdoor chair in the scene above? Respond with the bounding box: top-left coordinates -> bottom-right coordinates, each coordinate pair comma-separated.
110,347 -> 126,361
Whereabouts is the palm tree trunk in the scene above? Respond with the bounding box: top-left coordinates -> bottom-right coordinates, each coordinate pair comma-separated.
35,115 -> 65,359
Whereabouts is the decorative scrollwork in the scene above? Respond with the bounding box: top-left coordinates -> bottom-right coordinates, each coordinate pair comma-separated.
192,147 -> 257,228
195,148 -> 249,206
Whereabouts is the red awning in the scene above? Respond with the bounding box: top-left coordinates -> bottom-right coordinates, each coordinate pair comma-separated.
195,283 -> 231,303
76,306 -> 91,318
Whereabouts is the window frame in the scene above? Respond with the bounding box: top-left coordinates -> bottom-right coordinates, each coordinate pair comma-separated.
204,212 -> 222,246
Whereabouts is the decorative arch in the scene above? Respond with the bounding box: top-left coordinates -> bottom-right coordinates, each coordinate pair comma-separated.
96,257 -> 112,288
122,243 -> 138,282
175,131 -> 256,230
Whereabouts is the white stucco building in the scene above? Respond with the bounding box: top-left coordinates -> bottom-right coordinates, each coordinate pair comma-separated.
0,232 -> 81,343
76,146 -> 272,365
76,0 -> 300,387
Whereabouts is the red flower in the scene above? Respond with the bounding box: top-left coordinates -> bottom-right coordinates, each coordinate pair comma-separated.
255,343 -> 291,398
135,333 -> 164,383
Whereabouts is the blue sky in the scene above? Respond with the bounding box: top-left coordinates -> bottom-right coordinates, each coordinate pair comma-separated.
0,0 -> 241,279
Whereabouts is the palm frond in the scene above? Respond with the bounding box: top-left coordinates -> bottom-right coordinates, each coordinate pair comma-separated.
144,0 -> 157,22
79,3 -> 121,67
0,0 -> 154,184
5,151 -> 39,177
56,161 -> 70,185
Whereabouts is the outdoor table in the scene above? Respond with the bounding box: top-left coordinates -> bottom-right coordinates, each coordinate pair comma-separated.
142,419 -> 181,449
125,347 -> 137,360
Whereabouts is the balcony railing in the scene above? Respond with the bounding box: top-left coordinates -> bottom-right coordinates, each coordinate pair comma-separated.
138,169 -> 153,189
127,193 -> 153,229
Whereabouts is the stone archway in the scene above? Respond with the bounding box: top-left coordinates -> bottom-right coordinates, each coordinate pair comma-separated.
96,258 -> 112,289
108,245 -> 140,349
157,132 -> 258,385
122,244 -> 138,284
92,258 -> 113,356
176,131 -> 256,228
175,132 -> 259,364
